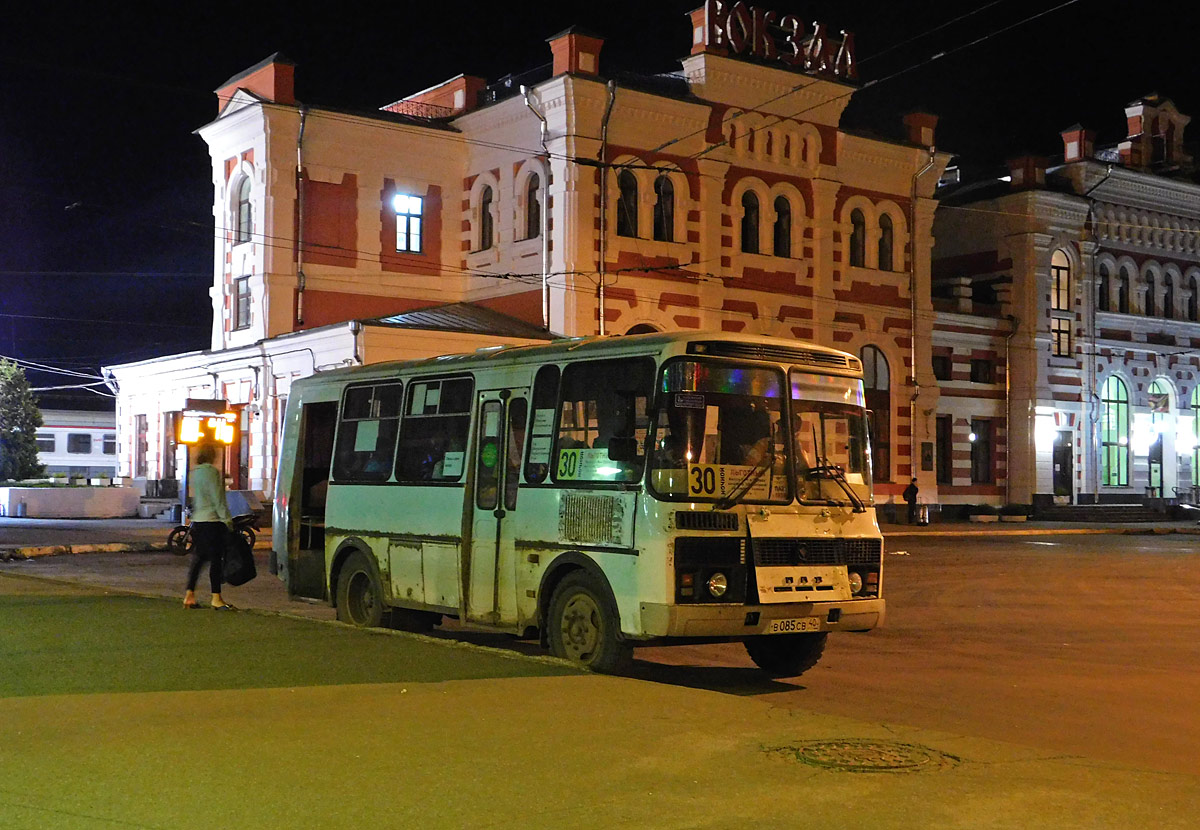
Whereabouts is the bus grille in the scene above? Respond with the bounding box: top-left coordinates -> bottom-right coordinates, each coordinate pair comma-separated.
687,341 -> 860,372
751,537 -> 882,567
675,511 -> 739,531
559,493 -> 625,545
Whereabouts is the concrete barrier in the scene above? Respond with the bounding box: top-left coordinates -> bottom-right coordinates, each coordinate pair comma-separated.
0,487 -> 141,518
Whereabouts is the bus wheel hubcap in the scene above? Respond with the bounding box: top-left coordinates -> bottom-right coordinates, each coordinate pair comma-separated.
561,593 -> 600,660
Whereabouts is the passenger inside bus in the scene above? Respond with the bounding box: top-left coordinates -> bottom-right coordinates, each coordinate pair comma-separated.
720,400 -> 771,466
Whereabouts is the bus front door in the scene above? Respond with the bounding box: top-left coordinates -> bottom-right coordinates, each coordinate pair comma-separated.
465,392 -> 528,625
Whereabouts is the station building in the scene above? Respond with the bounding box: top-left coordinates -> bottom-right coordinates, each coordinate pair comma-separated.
932,94 -> 1200,511
105,2 -> 949,504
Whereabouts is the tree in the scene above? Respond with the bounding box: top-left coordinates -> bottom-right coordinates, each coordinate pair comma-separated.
0,359 -> 44,481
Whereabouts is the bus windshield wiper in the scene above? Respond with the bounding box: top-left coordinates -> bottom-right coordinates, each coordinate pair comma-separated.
807,459 -> 866,513
714,441 -> 776,510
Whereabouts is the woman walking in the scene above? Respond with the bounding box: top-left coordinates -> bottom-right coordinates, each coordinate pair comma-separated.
182,443 -> 235,610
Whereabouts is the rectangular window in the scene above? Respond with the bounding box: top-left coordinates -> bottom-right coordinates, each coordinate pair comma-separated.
234,277 -> 251,330
931,354 -> 952,381
103,434 -> 117,455
67,433 -> 92,454
970,419 -> 993,484
332,383 -> 403,482
936,415 -> 952,484
1050,317 -> 1072,357
970,359 -> 994,384
396,377 -> 474,482
394,193 -> 423,253
135,414 -> 148,477
553,358 -> 654,484
36,434 -> 55,452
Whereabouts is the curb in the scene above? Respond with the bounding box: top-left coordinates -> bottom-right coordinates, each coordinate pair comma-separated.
0,540 -> 273,561
883,525 -> 1200,537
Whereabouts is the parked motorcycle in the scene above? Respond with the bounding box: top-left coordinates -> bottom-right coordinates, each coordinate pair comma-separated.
167,513 -> 258,555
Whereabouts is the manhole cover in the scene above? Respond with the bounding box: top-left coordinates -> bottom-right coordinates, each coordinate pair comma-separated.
768,739 -> 959,773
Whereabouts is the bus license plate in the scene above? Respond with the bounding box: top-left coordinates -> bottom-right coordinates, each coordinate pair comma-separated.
767,617 -> 820,634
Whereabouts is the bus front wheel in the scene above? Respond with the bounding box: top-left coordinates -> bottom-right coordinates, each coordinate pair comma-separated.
743,632 -> 828,677
547,572 -> 632,674
336,552 -> 385,628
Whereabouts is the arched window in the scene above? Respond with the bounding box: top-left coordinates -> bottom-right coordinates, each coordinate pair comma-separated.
653,175 -> 674,242
860,345 -> 890,482
1117,266 -> 1131,313
626,323 -> 658,335
1192,386 -> 1200,486
878,214 -> 894,271
1191,276 -> 1200,321
616,170 -> 638,238
1098,263 -> 1111,312
772,196 -> 791,257
1050,250 -> 1073,357
849,209 -> 866,267
525,174 -> 541,240
1144,273 -> 1156,317
1163,277 -> 1175,319
234,177 -> 252,244
479,185 -> 494,251
741,191 -> 760,254
1100,375 -> 1129,487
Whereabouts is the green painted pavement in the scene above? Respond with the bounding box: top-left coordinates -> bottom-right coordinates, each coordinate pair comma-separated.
0,573 -> 576,699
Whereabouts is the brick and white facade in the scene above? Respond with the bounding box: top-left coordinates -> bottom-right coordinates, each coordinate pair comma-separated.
106,5 -> 949,503
932,94 -> 1200,510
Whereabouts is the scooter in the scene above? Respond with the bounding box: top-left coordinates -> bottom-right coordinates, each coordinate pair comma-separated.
167,513 -> 258,555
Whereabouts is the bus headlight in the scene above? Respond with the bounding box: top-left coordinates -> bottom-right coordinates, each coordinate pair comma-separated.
706,572 -> 728,598
848,570 -> 864,595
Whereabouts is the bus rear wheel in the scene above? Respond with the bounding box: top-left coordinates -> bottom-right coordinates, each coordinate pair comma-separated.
336,552 -> 385,628
743,632 -> 828,677
547,572 -> 632,674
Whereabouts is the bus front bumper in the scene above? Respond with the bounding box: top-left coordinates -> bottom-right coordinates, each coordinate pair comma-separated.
638,598 -> 885,639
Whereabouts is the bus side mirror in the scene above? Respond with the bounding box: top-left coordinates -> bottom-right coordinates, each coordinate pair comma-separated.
607,436 -> 638,462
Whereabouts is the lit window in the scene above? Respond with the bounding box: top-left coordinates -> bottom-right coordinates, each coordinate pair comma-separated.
1100,376 -> 1129,486
1050,317 -> 1072,357
394,193 -> 424,253
1050,251 -> 1071,311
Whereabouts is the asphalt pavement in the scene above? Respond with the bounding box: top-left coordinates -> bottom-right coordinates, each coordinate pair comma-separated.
3,514 -> 1200,828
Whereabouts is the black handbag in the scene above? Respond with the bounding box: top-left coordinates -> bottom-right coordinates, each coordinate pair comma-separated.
224,531 -> 257,586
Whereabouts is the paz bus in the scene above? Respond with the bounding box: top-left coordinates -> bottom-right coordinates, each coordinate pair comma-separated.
273,332 -> 884,675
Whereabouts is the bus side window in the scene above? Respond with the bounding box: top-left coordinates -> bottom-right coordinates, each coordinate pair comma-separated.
396,377 -> 473,482
553,357 -> 654,484
331,382 -> 402,482
523,365 -> 560,484
476,400 -> 503,510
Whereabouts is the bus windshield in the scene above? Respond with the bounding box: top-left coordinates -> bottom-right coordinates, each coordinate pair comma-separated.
790,370 -> 873,506
648,360 -> 790,504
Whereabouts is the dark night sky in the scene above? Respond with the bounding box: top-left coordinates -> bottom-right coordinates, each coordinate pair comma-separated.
2,0 -> 1197,406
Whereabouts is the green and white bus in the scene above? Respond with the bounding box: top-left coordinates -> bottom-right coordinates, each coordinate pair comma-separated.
273,332 -> 884,675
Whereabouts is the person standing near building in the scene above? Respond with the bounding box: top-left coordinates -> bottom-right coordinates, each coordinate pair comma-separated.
182,443 -> 235,610
903,477 -> 919,525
